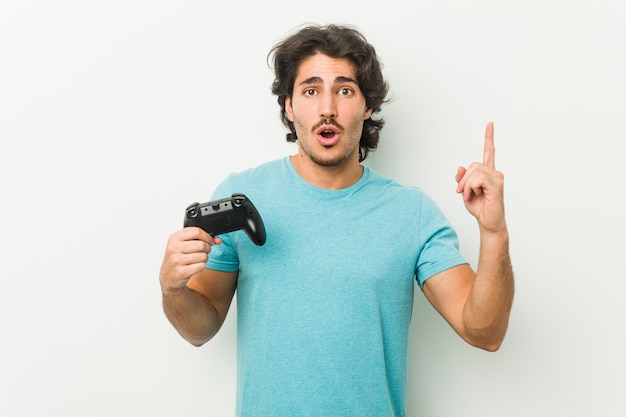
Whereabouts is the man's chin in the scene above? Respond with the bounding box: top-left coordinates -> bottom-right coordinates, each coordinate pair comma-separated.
309,151 -> 351,168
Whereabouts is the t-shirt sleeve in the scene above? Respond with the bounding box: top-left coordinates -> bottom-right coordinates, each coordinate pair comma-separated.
415,194 -> 468,289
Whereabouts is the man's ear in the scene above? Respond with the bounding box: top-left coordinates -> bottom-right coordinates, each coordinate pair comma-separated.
364,106 -> 373,120
285,96 -> 294,122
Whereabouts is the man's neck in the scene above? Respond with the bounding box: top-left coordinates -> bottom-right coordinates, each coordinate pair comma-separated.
290,154 -> 363,190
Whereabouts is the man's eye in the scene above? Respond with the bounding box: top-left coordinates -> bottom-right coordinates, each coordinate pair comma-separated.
304,89 -> 317,96
338,87 -> 353,96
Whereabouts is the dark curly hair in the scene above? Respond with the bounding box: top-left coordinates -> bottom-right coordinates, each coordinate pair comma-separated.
268,24 -> 389,162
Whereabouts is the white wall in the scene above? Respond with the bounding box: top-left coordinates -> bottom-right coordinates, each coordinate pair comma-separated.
2,1 -> 624,416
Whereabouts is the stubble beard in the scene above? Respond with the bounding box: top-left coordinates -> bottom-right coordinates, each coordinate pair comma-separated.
294,118 -> 363,168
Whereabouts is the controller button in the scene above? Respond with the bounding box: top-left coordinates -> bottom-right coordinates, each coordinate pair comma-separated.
233,196 -> 245,207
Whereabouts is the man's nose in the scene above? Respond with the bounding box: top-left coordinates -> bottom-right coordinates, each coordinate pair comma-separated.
319,93 -> 337,119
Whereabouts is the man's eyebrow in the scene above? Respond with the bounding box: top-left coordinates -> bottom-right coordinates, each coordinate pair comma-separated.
298,76 -> 358,86
334,76 -> 358,85
299,76 -> 322,86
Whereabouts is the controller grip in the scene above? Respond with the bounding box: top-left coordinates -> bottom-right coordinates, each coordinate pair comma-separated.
244,214 -> 266,246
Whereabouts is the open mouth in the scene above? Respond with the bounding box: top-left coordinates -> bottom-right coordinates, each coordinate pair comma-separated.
315,122 -> 341,146
320,129 -> 336,138
316,124 -> 340,136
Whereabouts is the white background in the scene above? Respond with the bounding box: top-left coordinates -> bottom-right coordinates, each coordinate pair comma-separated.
1,1 -> 625,416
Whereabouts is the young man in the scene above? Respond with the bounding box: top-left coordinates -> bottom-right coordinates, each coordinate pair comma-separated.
159,24 -> 514,417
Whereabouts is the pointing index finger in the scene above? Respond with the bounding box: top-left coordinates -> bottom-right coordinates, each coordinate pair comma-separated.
483,121 -> 495,168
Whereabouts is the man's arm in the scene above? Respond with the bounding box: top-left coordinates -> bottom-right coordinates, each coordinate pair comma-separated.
423,236 -> 513,351
159,227 -> 238,347
423,122 -> 514,351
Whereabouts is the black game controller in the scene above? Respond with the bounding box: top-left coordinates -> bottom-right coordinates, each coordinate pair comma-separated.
184,193 -> 266,246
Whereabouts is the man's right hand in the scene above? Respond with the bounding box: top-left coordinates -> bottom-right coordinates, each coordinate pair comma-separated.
159,227 -> 222,294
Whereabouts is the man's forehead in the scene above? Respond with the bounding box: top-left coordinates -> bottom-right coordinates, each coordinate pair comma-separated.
295,54 -> 357,83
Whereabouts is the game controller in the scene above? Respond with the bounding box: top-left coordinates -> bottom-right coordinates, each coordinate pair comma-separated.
184,193 -> 266,246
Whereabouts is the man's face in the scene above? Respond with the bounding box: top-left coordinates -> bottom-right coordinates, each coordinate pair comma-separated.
285,53 -> 373,168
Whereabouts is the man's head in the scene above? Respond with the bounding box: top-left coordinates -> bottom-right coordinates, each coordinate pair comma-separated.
269,24 -> 389,162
